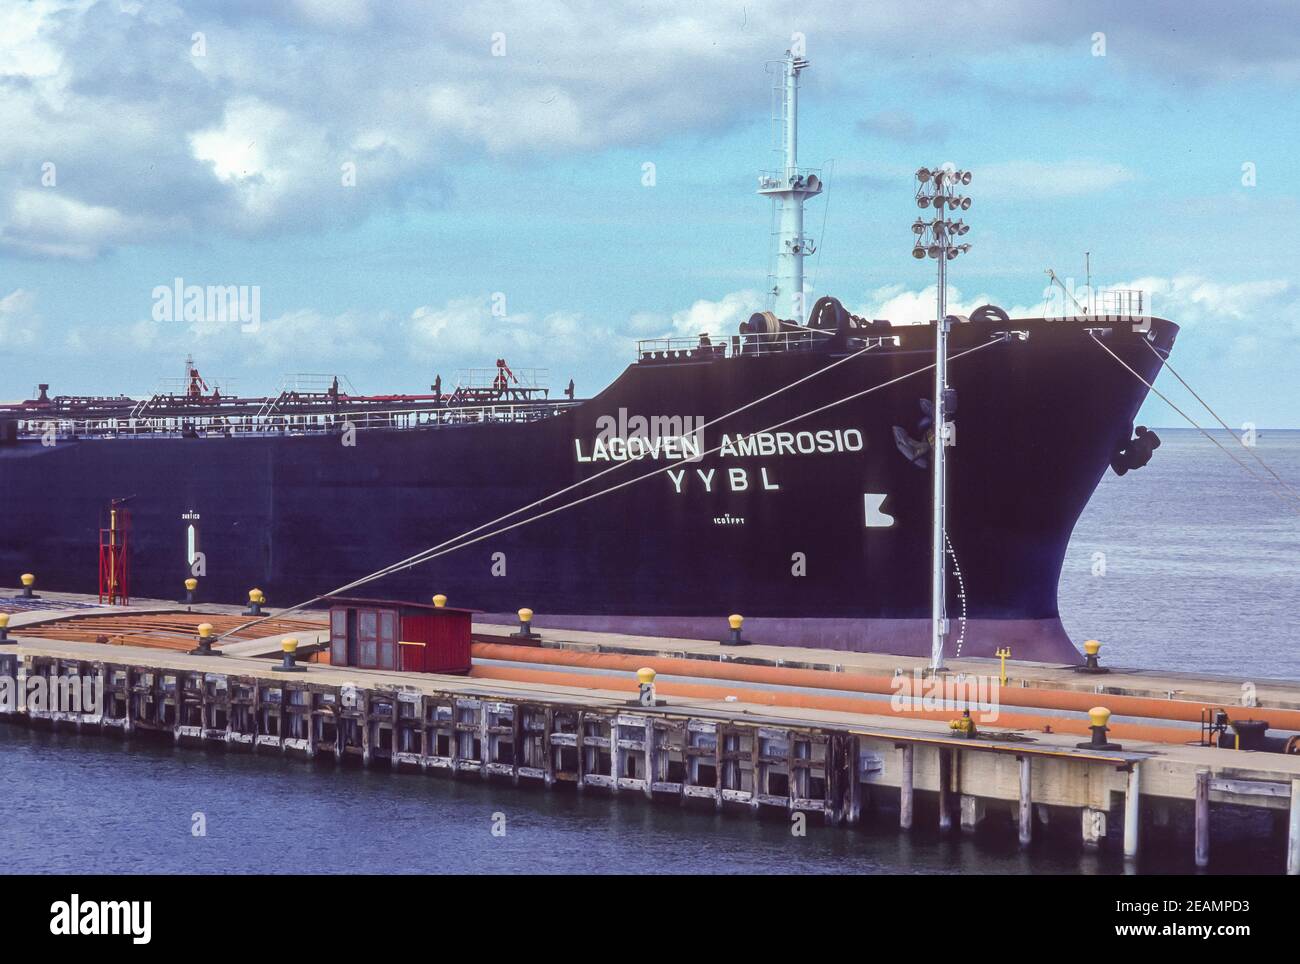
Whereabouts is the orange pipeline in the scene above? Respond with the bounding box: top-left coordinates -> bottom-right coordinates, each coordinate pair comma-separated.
473,642 -> 1300,730
468,663 -> 1197,745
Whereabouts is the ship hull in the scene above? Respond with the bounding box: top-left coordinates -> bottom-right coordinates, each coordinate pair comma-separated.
0,317 -> 1177,662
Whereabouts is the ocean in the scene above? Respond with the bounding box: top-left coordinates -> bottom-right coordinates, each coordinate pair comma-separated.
2,428 -> 1296,874
1059,428 -> 1299,680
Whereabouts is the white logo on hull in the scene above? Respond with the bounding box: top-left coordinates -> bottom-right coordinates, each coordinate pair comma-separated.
864,493 -> 894,528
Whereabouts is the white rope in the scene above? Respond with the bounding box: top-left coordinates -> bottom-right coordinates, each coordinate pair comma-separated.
1141,339 -> 1299,501
1090,332 -> 1298,513
221,335 -> 1009,638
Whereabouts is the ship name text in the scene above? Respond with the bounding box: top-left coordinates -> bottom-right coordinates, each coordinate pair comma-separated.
573,427 -> 863,464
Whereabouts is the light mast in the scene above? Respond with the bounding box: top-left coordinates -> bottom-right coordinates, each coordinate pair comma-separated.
911,166 -> 973,671
759,51 -> 822,323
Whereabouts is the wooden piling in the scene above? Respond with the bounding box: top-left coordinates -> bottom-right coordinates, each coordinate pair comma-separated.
1018,755 -> 1032,848
898,744 -> 914,830
938,747 -> 953,831
1081,808 -> 1107,849
1194,768 -> 1210,869
846,735 -> 863,826
1287,779 -> 1299,876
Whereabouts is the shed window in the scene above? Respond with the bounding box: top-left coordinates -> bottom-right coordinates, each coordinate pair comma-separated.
379,610 -> 397,670
359,610 -> 378,667
330,609 -> 347,666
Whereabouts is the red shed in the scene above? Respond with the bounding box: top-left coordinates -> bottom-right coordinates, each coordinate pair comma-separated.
325,597 -> 474,674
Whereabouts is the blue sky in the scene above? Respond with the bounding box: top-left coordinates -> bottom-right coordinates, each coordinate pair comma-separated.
2,0 -> 1299,425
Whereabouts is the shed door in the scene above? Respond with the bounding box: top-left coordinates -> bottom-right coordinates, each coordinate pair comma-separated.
378,610 -> 398,670
329,609 -> 347,666
358,609 -> 379,668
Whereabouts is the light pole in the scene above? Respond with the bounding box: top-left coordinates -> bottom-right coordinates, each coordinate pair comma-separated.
911,165 -> 972,672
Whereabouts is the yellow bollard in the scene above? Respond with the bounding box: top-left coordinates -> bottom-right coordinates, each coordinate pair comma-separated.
432,594 -> 447,608
243,588 -> 265,616
0,611 -> 11,644
511,607 -> 539,641
995,647 -> 1011,686
190,622 -> 219,657
19,572 -> 37,599
1077,638 -> 1108,675
636,667 -> 659,707
721,613 -> 751,647
1077,705 -> 1122,750
275,637 -> 306,673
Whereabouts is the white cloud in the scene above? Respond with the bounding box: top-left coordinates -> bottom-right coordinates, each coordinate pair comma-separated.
854,283 -> 1040,325
65,306 -> 391,386
1123,275 -> 1294,327
189,97 -> 337,227
856,275 -> 1300,347
1118,275 -> 1300,369
406,296 -> 637,387
29,273 -> 1300,426
0,189 -> 174,259
290,0 -> 373,30
666,290 -> 761,340
976,160 -> 1137,200
242,309 -> 390,366
6,1 -> 1295,258
0,288 -> 40,347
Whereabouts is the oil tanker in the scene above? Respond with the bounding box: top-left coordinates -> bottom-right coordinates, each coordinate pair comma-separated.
0,53 -> 1175,663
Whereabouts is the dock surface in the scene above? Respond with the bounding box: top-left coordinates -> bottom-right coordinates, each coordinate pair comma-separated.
3,590 -> 1299,873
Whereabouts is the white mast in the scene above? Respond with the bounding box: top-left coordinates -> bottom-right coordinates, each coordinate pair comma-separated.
759,51 -> 822,322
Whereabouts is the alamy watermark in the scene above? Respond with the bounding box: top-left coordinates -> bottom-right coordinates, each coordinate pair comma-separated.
889,669 -> 1001,723
588,408 -> 706,462
151,277 -> 261,332
0,671 -> 103,715
1042,277 -> 1152,332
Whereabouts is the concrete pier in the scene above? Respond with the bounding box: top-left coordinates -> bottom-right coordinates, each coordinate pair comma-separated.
3,630 -> 1300,871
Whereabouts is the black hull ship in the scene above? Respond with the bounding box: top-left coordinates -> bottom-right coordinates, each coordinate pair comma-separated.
0,307 -> 1175,663
0,50 -> 1176,663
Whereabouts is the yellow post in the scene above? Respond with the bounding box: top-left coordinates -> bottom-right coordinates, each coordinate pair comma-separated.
275,636 -> 305,673
190,622 -> 217,656
636,667 -> 658,707
511,607 -> 538,640
722,614 -> 750,646
995,647 -> 1011,686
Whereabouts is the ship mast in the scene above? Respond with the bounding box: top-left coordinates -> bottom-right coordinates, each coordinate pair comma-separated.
759,51 -> 822,322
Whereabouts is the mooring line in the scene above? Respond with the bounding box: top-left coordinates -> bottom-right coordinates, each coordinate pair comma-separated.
1090,332 -> 1298,512
216,337 -> 880,639
218,335 -> 1009,641
1141,338 -> 1299,500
